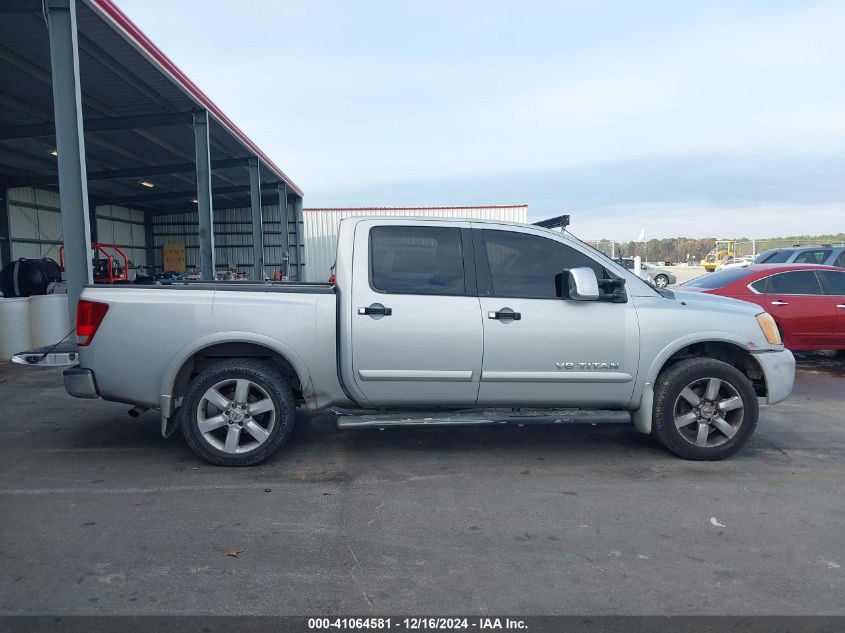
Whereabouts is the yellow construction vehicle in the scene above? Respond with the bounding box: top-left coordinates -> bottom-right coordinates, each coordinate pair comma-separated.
703,240 -> 737,272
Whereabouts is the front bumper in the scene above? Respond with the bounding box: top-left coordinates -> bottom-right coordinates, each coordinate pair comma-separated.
752,349 -> 795,404
63,368 -> 100,399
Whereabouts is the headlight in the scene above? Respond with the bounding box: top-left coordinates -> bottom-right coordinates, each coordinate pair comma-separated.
756,312 -> 782,345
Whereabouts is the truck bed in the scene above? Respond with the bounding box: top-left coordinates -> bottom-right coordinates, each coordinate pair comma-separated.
121,281 -> 335,294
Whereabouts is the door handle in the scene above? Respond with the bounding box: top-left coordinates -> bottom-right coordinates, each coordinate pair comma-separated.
488,309 -> 521,321
770,301 -> 789,306
358,305 -> 392,316
837,305 -> 845,309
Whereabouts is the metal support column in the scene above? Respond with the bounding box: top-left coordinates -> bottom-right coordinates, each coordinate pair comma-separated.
192,109 -> 214,279
46,0 -> 93,324
0,186 -> 11,267
294,196 -> 305,281
248,157 -> 263,280
286,192 -> 298,280
144,212 -> 155,273
277,183 -> 289,280
88,198 -> 98,244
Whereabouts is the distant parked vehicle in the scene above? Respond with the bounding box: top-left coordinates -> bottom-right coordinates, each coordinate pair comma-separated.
715,256 -> 755,271
753,246 -> 845,267
681,264 -> 845,351
616,258 -> 677,288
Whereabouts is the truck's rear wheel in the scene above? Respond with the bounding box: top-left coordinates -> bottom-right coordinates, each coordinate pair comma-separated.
181,359 -> 295,466
652,358 -> 758,460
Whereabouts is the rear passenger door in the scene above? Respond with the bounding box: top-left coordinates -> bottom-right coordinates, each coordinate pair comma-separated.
819,271 -> 845,344
349,220 -> 483,406
764,271 -> 836,348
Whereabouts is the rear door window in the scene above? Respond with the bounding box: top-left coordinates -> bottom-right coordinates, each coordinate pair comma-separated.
369,226 -> 466,295
834,251 -> 845,268
767,271 -> 824,295
820,271 -> 845,295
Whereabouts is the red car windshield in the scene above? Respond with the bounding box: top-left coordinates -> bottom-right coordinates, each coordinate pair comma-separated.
682,268 -> 752,290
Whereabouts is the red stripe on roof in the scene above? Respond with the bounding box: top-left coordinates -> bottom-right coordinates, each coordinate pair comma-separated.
85,0 -> 303,198
304,205 -> 528,212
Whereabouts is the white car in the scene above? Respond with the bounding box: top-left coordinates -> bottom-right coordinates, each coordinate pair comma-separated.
715,256 -> 754,271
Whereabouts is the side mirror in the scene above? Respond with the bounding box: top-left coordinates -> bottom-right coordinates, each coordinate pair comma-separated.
556,267 -> 600,301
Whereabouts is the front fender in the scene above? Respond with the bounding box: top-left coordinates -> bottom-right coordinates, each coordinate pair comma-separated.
631,331 -> 769,435
643,331 -> 767,389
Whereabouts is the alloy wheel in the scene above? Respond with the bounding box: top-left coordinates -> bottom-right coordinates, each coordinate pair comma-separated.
673,377 -> 744,448
196,378 -> 276,454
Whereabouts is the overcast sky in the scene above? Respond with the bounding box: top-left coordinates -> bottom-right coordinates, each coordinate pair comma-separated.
117,0 -> 845,240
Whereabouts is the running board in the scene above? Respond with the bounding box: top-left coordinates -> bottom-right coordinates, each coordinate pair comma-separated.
336,408 -> 631,429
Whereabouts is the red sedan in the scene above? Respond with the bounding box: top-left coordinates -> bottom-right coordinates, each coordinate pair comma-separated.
681,264 -> 845,351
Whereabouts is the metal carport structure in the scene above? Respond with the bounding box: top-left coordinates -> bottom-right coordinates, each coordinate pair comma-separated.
0,0 -> 304,323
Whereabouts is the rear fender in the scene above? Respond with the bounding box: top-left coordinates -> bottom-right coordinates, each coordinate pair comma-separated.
158,331 -> 313,420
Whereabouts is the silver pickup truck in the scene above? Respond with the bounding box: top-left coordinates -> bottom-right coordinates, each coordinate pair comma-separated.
52,217 -> 794,466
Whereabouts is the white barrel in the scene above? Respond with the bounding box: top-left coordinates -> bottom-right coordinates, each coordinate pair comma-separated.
0,298 -> 32,360
29,294 -> 70,348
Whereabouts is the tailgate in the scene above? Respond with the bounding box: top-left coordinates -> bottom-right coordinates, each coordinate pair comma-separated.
11,341 -> 80,367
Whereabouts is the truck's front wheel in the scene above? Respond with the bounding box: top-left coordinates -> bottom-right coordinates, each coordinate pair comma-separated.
652,358 -> 758,460
181,359 -> 295,466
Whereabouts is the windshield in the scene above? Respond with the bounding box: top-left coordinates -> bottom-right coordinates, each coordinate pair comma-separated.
756,249 -> 792,264
682,267 -> 752,290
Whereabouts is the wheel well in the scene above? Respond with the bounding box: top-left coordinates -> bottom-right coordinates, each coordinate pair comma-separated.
171,342 -> 304,409
656,341 -> 767,397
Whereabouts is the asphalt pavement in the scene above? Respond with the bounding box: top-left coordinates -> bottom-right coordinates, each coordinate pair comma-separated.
0,353 -> 842,615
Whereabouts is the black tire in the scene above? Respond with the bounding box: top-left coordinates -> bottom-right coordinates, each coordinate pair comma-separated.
652,358 -> 758,460
654,274 -> 669,288
181,359 -> 296,466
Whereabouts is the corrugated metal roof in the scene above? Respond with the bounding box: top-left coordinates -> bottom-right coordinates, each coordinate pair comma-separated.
84,0 -> 303,197
0,0 -> 301,216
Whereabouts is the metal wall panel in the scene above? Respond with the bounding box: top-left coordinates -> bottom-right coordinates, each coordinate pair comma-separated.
8,186 -> 65,261
94,205 -> 148,271
151,202 -> 294,278
302,206 -> 528,282
6,188 -> 149,273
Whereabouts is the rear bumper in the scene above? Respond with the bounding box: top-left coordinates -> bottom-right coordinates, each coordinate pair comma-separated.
63,368 -> 100,399
752,349 -> 795,404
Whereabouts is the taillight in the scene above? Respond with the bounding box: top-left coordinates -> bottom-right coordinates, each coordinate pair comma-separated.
77,300 -> 109,346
